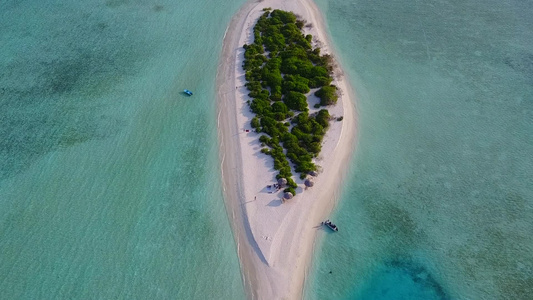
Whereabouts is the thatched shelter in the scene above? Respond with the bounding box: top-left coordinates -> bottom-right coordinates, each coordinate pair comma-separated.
283,192 -> 293,199
278,178 -> 288,187
308,170 -> 318,177
304,178 -> 314,187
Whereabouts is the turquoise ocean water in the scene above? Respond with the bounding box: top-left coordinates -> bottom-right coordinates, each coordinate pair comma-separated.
306,0 -> 532,299
0,0 -> 246,298
2,0 -> 532,299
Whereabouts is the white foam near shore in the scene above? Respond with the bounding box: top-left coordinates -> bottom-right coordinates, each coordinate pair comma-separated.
217,0 -> 357,299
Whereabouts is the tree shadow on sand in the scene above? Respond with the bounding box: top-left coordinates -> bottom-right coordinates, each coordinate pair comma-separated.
267,199 -> 282,207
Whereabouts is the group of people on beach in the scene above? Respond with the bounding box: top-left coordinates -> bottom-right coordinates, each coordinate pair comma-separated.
267,184 -> 282,193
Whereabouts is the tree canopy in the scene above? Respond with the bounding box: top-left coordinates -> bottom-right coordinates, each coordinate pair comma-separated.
315,85 -> 338,105
243,9 -> 338,191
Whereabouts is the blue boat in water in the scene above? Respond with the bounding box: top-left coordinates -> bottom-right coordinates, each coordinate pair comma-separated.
184,89 -> 193,96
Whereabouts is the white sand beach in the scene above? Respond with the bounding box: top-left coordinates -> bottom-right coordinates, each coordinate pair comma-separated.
217,0 -> 357,299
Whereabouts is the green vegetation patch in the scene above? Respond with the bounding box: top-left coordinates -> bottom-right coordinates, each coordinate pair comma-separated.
243,9 -> 338,192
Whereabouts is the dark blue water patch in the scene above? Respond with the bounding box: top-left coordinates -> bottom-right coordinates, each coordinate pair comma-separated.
352,259 -> 448,300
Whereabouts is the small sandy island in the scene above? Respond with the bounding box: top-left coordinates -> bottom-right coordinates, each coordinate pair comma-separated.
217,0 -> 357,299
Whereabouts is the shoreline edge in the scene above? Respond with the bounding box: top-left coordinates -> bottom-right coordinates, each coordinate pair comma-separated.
216,0 -> 358,298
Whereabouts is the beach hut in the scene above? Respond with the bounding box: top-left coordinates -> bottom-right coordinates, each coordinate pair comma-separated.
304,178 -> 314,187
278,178 -> 288,187
283,192 -> 293,200
309,171 -> 318,177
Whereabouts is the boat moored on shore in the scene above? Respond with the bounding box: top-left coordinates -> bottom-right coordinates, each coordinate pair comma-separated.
322,220 -> 338,232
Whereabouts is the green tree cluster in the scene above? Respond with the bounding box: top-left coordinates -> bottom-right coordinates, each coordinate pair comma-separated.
315,85 -> 338,105
242,9 -> 338,192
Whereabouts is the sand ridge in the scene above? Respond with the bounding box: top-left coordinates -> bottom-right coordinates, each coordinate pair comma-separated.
217,0 -> 357,299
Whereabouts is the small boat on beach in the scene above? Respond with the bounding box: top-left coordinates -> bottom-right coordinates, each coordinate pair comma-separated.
184,89 -> 193,96
322,219 -> 338,232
